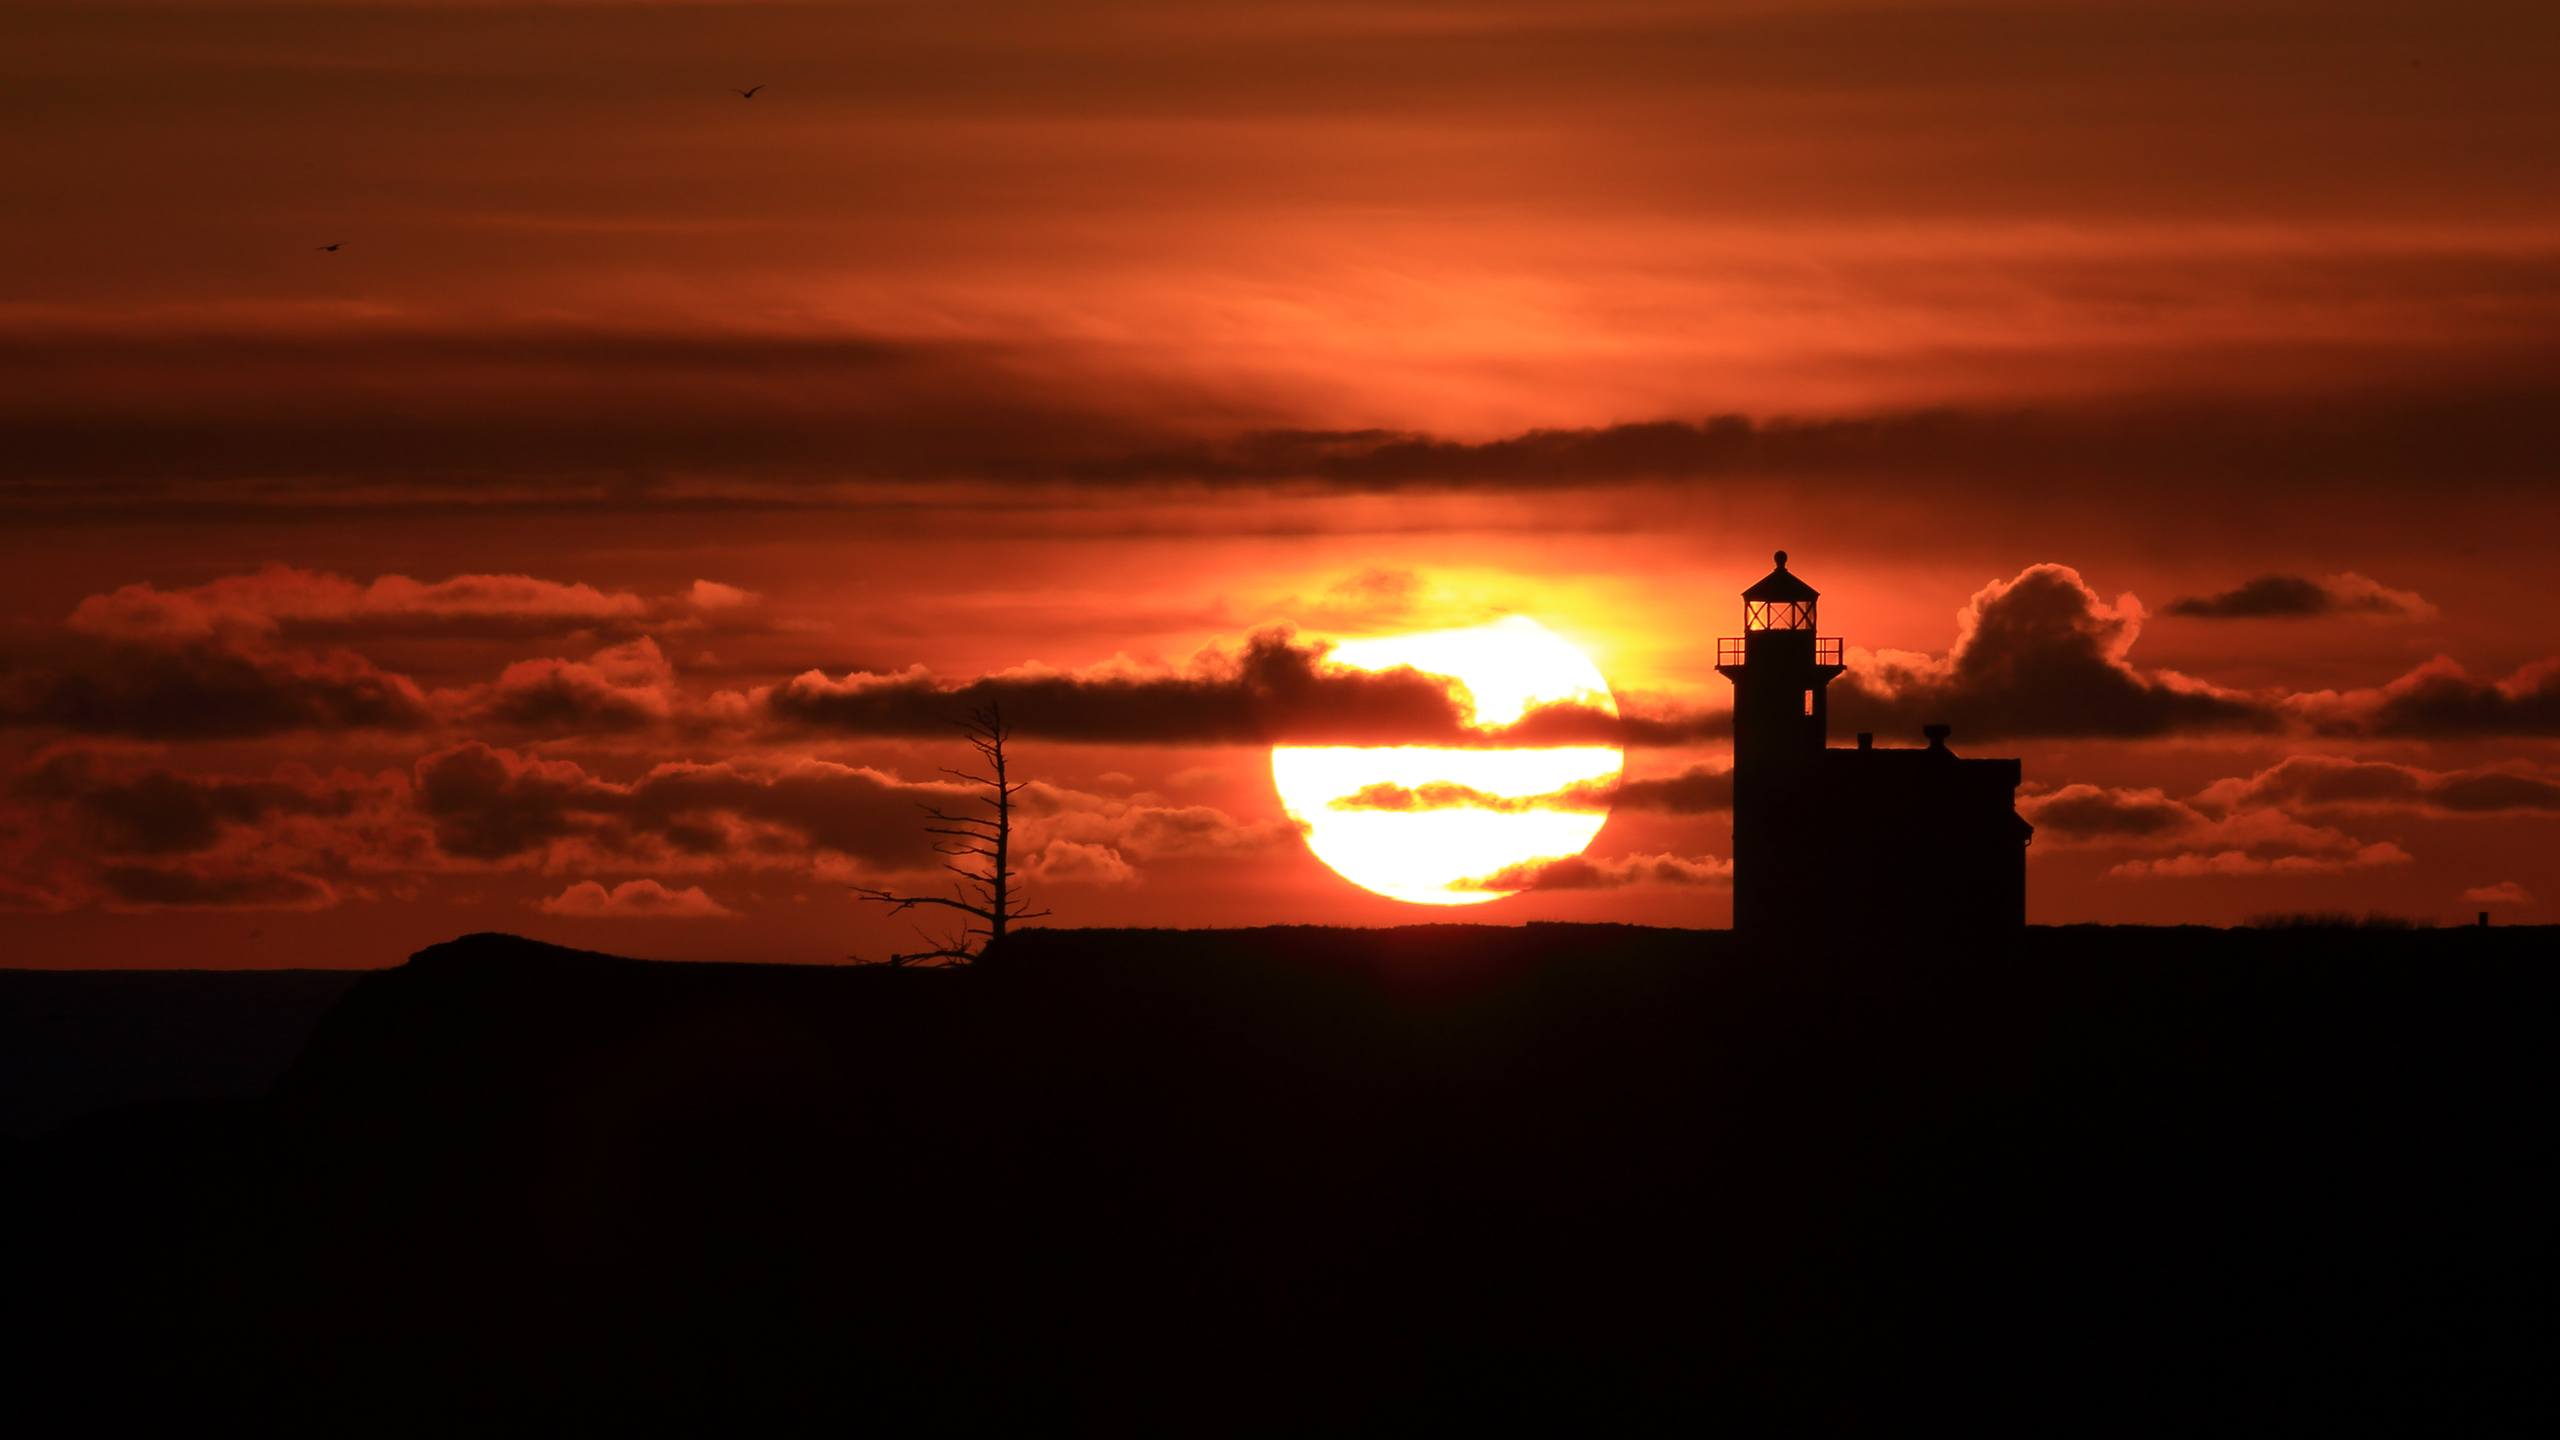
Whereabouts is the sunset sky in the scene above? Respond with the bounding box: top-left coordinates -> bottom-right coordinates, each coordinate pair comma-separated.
5,0 -> 2556,965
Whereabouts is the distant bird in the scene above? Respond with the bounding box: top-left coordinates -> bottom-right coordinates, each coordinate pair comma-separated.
316,241 -> 344,252
732,84 -> 766,99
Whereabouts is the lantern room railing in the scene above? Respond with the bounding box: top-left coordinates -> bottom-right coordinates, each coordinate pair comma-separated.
1717,636 -> 1843,667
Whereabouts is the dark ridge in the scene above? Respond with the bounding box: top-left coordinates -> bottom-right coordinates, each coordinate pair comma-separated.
0,967 -> 365,1136
10,925 -> 2555,1431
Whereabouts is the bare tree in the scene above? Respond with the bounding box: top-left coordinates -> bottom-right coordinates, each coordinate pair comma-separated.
853,703 -> 1049,965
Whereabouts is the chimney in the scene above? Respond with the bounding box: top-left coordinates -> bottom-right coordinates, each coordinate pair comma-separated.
1856,732 -> 1873,751
1923,723 -> 1951,751
2479,911 -> 2491,929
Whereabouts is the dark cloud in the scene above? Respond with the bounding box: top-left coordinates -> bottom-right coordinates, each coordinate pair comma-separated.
0,329 -> 1201,506
414,744 -> 627,862
413,744 -> 966,872
764,627 -> 1569,746
1328,781 -> 1581,814
0,638 -> 432,739
1325,764 -> 1729,815
1460,851 -> 1731,892
1832,564 -> 2276,741
2291,656 -> 2560,738
5,326 -> 2556,516
1612,766 -> 1734,814
16,751 -> 362,855
2166,572 -> 2431,621
0,747 -> 424,914
96,864 -> 336,911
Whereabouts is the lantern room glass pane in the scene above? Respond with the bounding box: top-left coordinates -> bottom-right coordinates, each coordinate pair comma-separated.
1746,599 -> 1811,631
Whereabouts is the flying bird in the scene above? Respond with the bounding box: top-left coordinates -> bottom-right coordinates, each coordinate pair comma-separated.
316,242 -> 344,252
732,84 -> 766,99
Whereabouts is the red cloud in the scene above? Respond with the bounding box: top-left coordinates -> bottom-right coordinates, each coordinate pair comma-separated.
1024,841 -> 1138,888
1,746 -> 424,912
468,638 -> 681,735
66,566 -> 758,644
537,879 -> 736,919
70,567 -> 651,642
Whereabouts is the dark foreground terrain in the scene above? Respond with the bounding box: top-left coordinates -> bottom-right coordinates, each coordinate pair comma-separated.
7,925 -> 2556,1431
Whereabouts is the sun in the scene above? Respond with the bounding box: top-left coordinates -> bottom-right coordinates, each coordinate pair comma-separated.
1272,615 -> 1622,904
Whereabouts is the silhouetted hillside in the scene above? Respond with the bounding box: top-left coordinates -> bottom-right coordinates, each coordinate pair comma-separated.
9,925 -> 2556,1431
0,968 -> 363,1136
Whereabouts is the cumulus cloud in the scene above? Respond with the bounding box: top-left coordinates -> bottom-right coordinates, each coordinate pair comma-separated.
537,878 -> 736,919
2166,573 -> 2433,621
1024,841 -> 1138,887
2289,656 -> 2560,738
414,744 -> 630,862
1459,851 -> 1732,892
1831,564 -> 2275,741
2461,881 -> 2534,908
2018,784 -> 2200,840
468,637 -> 682,734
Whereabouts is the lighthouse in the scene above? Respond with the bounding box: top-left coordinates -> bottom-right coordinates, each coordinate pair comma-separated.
1716,552 -> 2032,940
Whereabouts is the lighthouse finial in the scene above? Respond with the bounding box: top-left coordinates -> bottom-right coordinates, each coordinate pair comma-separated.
1774,549 -> 1788,569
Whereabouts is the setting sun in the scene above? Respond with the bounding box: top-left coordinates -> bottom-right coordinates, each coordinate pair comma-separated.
1271,616 -> 1622,904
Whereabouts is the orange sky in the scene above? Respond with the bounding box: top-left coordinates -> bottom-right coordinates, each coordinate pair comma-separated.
4,0 -> 2556,964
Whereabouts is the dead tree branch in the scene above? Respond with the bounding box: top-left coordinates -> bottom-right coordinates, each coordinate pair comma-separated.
852,703 -> 1051,966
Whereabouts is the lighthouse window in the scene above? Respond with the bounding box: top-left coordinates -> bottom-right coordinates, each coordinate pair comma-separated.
1802,688 -> 1815,716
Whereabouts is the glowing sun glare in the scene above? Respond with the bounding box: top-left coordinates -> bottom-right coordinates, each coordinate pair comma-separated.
1271,615 -> 1622,905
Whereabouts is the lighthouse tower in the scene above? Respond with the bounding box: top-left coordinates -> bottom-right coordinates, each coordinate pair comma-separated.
1714,550 -> 2033,943
1714,551 -> 1845,934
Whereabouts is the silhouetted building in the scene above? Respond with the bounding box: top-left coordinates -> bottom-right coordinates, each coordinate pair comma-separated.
1716,552 -> 2031,937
